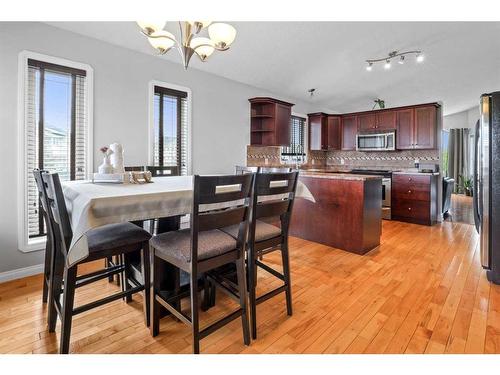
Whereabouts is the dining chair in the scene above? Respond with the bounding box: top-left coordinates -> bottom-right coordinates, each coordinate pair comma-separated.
41,172 -> 152,354
149,174 -> 254,353
235,165 -> 258,175
218,171 -> 299,339
124,166 -> 146,172
258,166 -> 293,173
147,165 -> 179,177
32,169 -> 55,305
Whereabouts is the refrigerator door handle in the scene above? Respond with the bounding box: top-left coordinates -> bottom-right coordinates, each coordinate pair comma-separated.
473,119 -> 481,232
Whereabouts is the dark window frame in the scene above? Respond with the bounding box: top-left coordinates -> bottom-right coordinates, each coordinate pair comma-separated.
28,59 -> 86,238
154,86 -> 187,171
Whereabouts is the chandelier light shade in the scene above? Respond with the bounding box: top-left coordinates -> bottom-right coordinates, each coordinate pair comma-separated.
137,21 -> 237,69
365,50 -> 424,71
147,31 -> 176,53
208,23 -> 237,49
136,21 -> 166,35
190,37 -> 215,61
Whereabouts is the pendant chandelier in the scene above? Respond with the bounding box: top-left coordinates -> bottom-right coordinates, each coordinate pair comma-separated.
137,21 -> 237,70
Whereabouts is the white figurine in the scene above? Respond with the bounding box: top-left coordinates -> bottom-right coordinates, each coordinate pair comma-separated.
109,143 -> 125,173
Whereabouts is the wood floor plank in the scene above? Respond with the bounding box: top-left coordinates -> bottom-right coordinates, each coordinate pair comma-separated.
1,217 -> 498,354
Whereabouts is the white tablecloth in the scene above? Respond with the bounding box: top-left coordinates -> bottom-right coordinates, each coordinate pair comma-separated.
62,176 -> 313,266
62,177 -> 193,266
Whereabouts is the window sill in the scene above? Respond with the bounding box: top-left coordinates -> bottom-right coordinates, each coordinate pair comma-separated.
18,237 -> 46,253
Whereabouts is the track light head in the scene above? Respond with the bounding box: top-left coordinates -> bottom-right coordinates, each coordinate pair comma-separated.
366,62 -> 373,71
398,55 -> 405,64
384,60 -> 391,70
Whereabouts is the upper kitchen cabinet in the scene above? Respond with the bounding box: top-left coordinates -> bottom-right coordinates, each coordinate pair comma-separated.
358,111 -> 396,132
308,113 -> 328,151
414,105 -> 437,149
341,115 -> 358,150
327,115 -> 342,150
249,97 -> 294,146
396,104 -> 439,150
308,113 -> 342,151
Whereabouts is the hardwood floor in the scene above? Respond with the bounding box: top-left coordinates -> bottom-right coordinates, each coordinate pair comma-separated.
1,219 -> 499,354
445,194 -> 474,225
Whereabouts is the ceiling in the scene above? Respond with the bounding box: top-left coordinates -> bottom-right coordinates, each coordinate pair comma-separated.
47,21 -> 500,115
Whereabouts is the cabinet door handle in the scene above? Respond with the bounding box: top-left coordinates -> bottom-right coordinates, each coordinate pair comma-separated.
408,190 -> 412,194
408,207 -> 412,211
408,177 -> 412,181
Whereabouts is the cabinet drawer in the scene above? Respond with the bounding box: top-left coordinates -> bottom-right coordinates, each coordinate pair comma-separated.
393,181 -> 430,194
393,189 -> 430,202
392,199 -> 430,220
393,174 -> 431,186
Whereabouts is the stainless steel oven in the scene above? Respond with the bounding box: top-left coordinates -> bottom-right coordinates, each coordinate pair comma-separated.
356,132 -> 396,151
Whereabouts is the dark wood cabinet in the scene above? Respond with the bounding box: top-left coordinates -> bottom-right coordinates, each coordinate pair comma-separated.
358,111 -> 396,132
308,113 -> 342,151
306,103 -> 440,152
358,113 -> 376,131
308,113 -> 328,151
392,173 -> 438,226
396,104 -> 438,150
249,97 -> 294,146
414,105 -> 437,149
327,115 -> 342,150
341,115 -> 358,150
376,111 -> 396,130
396,108 -> 414,150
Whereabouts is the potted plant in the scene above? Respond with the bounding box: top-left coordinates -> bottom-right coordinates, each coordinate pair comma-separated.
459,175 -> 473,196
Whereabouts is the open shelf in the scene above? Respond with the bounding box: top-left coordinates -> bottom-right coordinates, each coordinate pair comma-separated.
249,97 -> 294,146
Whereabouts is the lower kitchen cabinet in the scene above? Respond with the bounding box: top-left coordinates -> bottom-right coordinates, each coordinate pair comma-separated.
392,173 -> 438,226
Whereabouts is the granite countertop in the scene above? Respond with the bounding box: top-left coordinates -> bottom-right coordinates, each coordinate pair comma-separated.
299,170 -> 383,181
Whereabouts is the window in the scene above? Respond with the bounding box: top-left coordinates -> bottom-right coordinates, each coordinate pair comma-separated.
19,52 -> 92,251
281,115 -> 307,164
152,85 -> 189,176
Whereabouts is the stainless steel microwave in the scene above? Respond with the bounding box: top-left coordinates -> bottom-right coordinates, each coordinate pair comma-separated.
356,132 -> 396,151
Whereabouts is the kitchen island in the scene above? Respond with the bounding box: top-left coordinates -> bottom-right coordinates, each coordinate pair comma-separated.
290,171 -> 382,255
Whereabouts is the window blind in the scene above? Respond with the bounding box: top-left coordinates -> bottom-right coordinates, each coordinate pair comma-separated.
281,115 -> 306,163
153,86 -> 189,175
25,59 -> 87,239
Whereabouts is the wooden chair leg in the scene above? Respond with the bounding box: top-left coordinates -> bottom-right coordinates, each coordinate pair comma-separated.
59,266 -> 77,354
141,243 -> 151,327
281,243 -> 293,316
248,246 -> 258,340
123,253 -> 132,303
201,274 -> 210,312
42,235 -> 52,303
150,250 -> 160,337
106,257 -> 113,283
235,257 -> 251,345
48,246 -> 65,332
190,272 -> 200,354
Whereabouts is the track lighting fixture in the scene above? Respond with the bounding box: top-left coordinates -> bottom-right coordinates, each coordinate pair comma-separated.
365,50 -> 424,71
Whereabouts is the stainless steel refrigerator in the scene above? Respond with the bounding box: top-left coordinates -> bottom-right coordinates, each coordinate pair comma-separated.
474,91 -> 500,284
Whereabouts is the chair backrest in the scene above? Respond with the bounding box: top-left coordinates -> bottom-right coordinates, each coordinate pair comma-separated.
235,166 -> 258,175
190,174 -> 254,265
33,169 -> 54,244
147,166 -> 179,177
41,172 -> 73,256
258,167 -> 293,174
124,166 -> 145,172
250,171 -> 299,242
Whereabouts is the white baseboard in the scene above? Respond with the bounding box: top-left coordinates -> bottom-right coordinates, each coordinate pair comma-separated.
0,264 -> 44,284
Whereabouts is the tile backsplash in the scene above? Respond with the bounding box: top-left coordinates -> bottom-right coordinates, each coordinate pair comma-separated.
247,145 -> 440,171
320,149 -> 440,170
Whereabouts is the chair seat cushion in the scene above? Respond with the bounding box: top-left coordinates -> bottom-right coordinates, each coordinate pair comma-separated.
222,220 -> 281,242
87,222 -> 152,253
150,229 -> 237,264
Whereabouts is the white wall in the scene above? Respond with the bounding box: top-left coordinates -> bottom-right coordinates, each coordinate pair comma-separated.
0,22 -> 314,274
443,106 -> 479,130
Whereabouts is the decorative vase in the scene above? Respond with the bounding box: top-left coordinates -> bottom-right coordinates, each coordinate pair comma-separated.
98,153 -> 113,174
